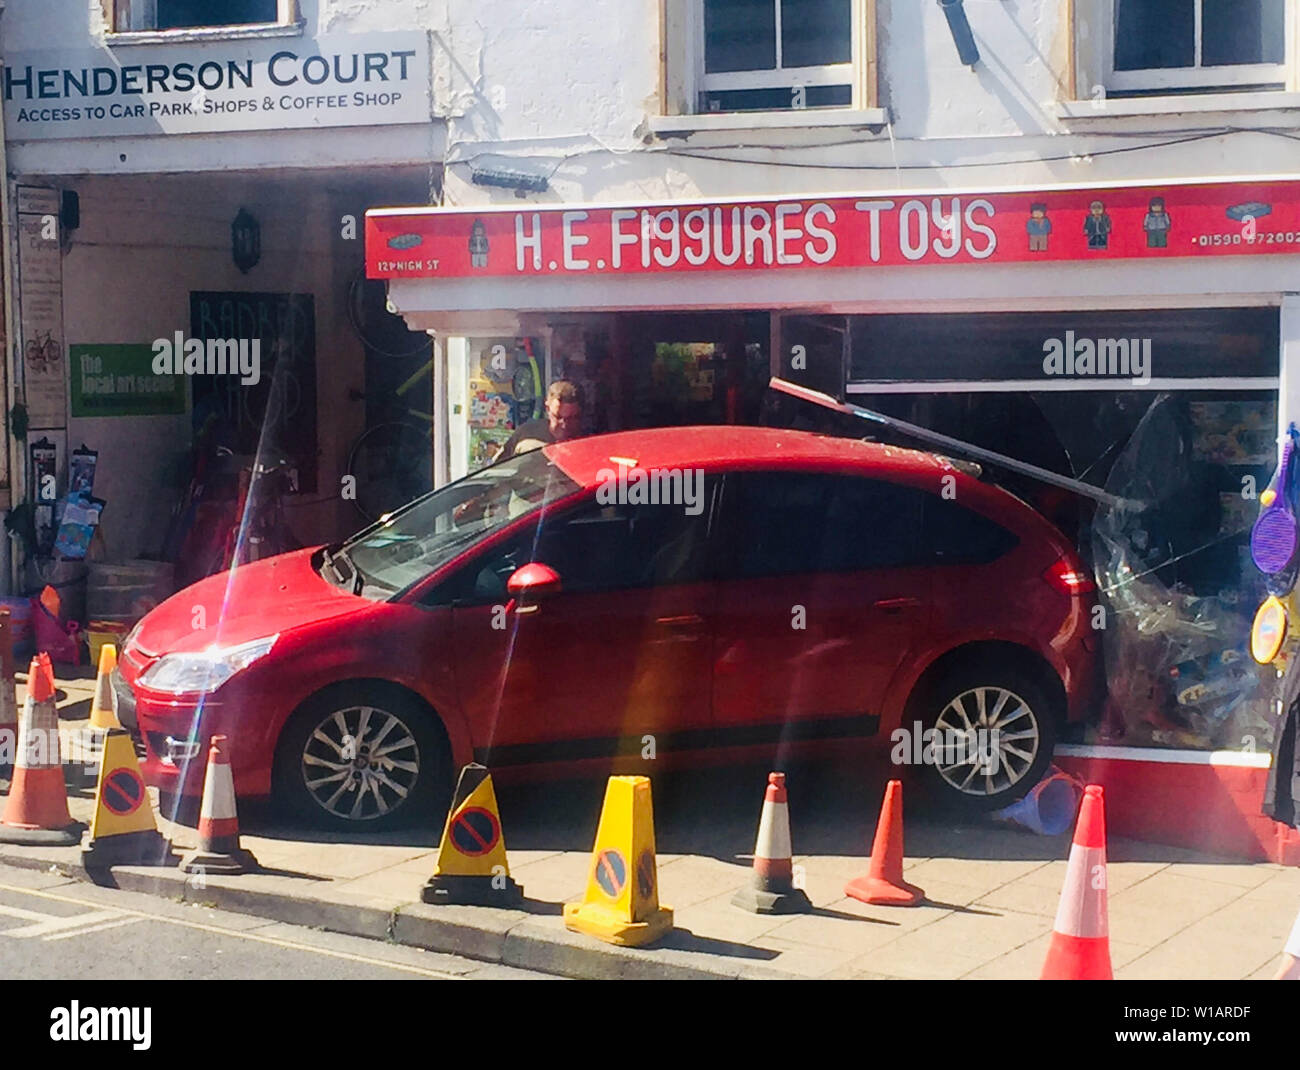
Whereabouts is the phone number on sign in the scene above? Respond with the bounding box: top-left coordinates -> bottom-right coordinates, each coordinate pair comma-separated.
1195,231 -> 1300,246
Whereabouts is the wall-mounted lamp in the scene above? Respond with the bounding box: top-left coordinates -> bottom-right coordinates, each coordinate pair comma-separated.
938,0 -> 981,69
231,207 -> 261,273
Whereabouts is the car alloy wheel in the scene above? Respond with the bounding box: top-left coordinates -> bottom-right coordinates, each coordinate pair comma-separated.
931,685 -> 1040,798
300,704 -> 422,822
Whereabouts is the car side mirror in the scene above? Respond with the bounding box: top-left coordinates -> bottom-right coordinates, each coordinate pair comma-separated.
506,562 -> 562,601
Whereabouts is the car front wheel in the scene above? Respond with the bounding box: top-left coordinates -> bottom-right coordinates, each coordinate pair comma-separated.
910,667 -> 1058,815
274,684 -> 449,831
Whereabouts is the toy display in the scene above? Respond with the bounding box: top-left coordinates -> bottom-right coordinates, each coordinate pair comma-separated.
1252,424 -> 1300,673
1092,396 -> 1273,749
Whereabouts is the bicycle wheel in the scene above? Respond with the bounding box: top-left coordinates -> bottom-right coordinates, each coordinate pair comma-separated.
346,421 -> 433,524
347,270 -> 433,361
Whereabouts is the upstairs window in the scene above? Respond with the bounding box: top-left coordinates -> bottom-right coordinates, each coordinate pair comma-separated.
158,0 -> 278,30
1105,0 -> 1290,95
700,0 -> 855,112
108,0 -> 288,34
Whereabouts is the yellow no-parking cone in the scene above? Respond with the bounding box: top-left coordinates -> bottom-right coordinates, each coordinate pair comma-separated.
421,763 -> 522,906
564,776 -> 672,947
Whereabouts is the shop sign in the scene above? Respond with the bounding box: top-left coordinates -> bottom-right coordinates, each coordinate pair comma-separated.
367,179 -> 1300,280
69,344 -> 185,417
18,186 -> 65,431
4,31 -> 429,139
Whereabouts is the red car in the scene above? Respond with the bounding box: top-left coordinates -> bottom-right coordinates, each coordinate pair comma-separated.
113,426 -> 1098,829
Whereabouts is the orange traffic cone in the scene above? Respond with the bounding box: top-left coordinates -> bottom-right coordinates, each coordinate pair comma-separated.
845,779 -> 925,906
0,655 -> 83,845
1041,784 -> 1112,980
181,735 -> 258,875
733,772 -> 812,914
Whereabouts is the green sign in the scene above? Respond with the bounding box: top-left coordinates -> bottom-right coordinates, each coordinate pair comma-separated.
69,344 -> 186,417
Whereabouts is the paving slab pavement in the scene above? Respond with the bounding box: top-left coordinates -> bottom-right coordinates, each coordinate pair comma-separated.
0,671 -> 1295,980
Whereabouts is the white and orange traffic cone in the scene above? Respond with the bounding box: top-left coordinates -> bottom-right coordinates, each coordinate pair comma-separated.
845,779 -> 925,906
0,655 -> 83,845
88,643 -> 120,731
1041,784 -> 1112,980
732,771 -> 812,914
180,735 -> 257,875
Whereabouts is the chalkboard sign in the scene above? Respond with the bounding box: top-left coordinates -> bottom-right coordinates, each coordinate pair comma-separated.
189,291 -> 317,493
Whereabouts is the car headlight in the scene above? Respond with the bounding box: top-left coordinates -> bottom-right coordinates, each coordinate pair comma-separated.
137,635 -> 278,694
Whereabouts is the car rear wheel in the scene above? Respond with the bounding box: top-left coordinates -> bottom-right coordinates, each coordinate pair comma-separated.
910,666 -> 1058,815
273,684 -> 449,831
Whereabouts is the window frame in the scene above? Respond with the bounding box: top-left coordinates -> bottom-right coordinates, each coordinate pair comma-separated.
671,0 -> 876,116
1100,0 -> 1295,95
104,0 -> 298,36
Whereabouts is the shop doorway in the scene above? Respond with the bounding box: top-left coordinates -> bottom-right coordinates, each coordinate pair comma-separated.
612,311 -> 770,430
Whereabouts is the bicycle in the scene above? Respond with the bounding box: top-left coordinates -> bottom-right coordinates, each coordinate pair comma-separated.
205,448 -> 302,577
24,331 -> 60,375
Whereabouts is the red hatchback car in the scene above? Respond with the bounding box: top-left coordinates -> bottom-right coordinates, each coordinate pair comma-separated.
113,426 -> 1098,829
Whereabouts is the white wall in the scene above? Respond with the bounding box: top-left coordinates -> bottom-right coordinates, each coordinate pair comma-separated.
426,0 -> 1300,207
57,172 -> 366,561
11,2 -> 1300,194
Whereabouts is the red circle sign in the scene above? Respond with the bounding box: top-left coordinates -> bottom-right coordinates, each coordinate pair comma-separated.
103,767 -> 145,816
449,806 -> 500,856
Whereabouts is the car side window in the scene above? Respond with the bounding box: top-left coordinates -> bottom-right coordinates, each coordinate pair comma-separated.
534,489 -> 715,594
420,526 -> 536,607
725,472 -> 931,578
924,495 -> 1019,564
426,482 -> 717,603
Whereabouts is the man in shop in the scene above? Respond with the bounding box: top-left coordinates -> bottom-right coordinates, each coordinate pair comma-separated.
499,379 -> 585,460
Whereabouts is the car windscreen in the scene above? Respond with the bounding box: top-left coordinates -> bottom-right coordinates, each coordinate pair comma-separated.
341,448 -> 581,597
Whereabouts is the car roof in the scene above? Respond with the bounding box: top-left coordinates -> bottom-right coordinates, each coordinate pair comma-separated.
545,425 -> 947,485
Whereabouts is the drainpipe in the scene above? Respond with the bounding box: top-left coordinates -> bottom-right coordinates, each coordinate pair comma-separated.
0,0 -> 22,595
938,0 -> 981,69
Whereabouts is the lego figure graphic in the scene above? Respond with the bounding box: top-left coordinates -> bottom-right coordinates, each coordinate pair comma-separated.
1027,203 -> 1052,252
1143,196 -> 1171,248
469,219 -> 490,268
1084,200 -> 1112,250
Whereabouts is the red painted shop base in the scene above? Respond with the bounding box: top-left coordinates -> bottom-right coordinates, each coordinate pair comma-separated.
1054,745 -> 1300,864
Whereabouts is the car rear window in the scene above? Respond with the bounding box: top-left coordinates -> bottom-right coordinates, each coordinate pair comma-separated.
723,470 -> 1019,576
725,472 -> 931,576
924,495 -> 1020,564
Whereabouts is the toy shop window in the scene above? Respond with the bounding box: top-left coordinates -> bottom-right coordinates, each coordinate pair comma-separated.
1100,0 -> 1291,96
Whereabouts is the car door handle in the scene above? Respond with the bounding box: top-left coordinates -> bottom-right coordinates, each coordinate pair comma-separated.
873,597 -> 921,613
